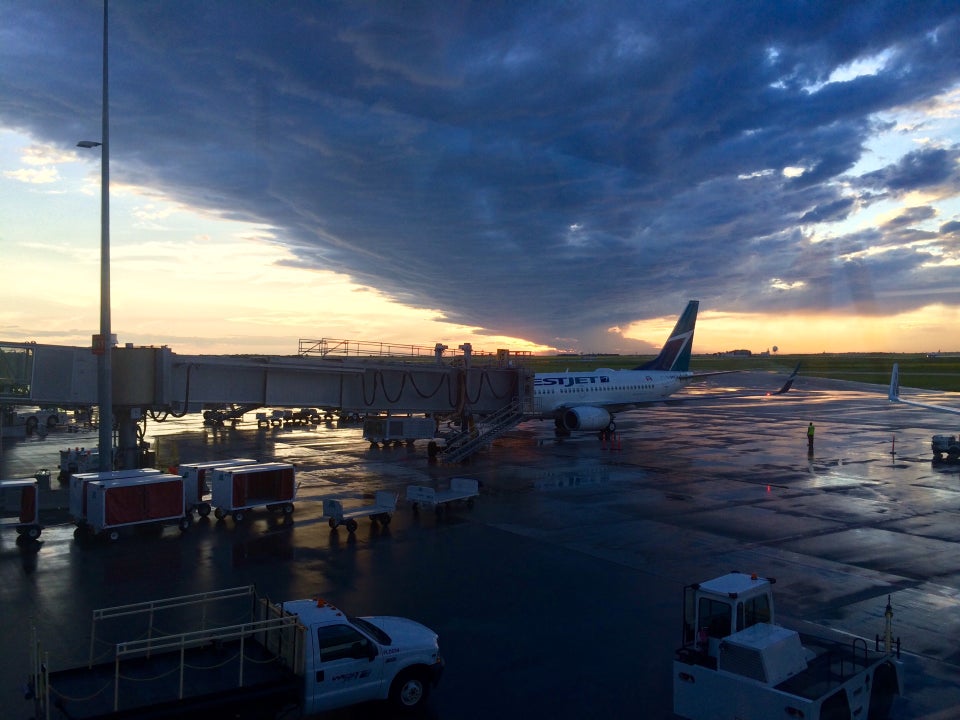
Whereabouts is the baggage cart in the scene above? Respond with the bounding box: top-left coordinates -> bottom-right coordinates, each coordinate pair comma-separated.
177,458 -> 257,517
84,473 -> 190,541
406,477 -> 478,515
69,469 -> 161,525
210,462 -> 296,522
323,490 -> 398,532
0,476 -> 43,540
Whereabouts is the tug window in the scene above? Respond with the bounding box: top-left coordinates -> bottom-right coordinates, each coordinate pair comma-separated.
698,598 -> 731,639
737,594 -> 772,631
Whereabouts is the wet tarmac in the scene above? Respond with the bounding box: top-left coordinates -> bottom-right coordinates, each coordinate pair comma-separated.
2,372 -> 959,719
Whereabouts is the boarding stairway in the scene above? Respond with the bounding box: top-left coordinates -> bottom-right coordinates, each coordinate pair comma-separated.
441,399 -> 526,463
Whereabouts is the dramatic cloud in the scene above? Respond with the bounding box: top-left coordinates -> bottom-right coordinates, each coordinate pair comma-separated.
2,0 -> 959,350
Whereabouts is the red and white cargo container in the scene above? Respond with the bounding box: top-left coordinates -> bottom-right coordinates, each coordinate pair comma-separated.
177,458 -> 257,517
210,462 -> 296,522
0,477 -> 43,540
69,469 -> 161,526
83,473 -> 190,541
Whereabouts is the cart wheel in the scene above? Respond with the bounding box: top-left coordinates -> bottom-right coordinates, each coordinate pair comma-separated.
346,519 -> 359,533
199,503 -> 211,518
381,514 -> 392,527
108,530 -> 120,542
328,517 -> 339,529
214,507 -> 224,520
27,526 -> 41,539
178,517 -> 191,532
283,503 -> 294,515
232,510 -> 245,523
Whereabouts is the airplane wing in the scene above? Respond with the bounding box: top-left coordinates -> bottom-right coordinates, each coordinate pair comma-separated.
889,363 -> 960,415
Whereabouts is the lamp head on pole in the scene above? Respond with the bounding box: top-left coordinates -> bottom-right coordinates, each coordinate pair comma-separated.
77,140 -> 103,148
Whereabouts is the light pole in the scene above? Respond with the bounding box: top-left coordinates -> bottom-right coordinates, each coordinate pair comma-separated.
78,0 -> 112,472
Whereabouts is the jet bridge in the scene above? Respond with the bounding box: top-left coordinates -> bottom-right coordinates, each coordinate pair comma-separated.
0,341 -> 530,466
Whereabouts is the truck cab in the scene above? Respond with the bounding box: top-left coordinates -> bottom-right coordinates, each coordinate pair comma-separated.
283,598 -> 444,713
680,570 -> 774,665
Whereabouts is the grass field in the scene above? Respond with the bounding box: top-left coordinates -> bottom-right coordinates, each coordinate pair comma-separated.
515,353 -> 960,392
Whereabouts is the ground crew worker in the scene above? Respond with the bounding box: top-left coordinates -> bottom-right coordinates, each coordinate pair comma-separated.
807,422 -> 815,451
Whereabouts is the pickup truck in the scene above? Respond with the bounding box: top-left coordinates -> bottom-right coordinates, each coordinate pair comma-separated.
29,585 -> 443,719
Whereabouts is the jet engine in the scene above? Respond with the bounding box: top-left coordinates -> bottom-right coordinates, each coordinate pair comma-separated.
560,406 -> 613,431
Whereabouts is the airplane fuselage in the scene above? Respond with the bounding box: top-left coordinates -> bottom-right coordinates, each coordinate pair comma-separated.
534,368 -> 693,415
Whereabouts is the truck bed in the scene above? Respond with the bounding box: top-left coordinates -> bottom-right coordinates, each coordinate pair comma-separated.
41,638 -> 301,720
775,632 -> 886,700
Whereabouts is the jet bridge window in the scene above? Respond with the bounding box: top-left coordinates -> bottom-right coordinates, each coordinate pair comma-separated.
317,624 -> 371,662
698,598 -> 732,639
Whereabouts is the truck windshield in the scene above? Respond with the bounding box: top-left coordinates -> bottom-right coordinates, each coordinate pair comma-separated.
351,617 -> 391,645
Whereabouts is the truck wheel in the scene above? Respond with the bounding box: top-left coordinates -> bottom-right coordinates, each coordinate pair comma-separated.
390,669 -> 430,711
27,526 -> 41,539
328,517 -> 339,529
47,414 -> 59,428
26,417 -> 38,434
214,508 -> 225,520
346,519 -> 358,533
282,503 -> 294,515
232,510 -> 245,523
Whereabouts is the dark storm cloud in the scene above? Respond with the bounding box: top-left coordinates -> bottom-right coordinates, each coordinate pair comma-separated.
859,146 -> 960,193
2,0 -> 959,349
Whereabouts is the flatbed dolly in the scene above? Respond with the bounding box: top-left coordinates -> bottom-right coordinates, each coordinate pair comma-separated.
406,477 -> 478,515
323,490 -> 397,532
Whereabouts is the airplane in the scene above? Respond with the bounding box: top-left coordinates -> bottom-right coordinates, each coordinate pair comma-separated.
534,300 -> 711,436
888,363 -> 960,416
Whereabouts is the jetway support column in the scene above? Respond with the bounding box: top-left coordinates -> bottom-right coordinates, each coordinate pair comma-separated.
116,408 -> 138,470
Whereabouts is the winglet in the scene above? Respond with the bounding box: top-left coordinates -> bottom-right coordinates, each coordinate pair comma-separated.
889,363 -> 900,402
635,300 -> 699,372
773,362 -> 801,395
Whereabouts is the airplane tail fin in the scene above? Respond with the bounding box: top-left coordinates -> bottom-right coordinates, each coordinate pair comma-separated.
889,363 -> 900,402
635,300 -> 699,372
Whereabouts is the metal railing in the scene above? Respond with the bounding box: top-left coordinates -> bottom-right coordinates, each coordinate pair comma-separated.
442,399 -> 525,463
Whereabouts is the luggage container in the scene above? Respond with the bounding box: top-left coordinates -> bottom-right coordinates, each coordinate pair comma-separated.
0,477 -> 42,540
84,473 -> 190,541
69,469 -> 161,525
177,458 -> 257,517
210,462 -> 296,522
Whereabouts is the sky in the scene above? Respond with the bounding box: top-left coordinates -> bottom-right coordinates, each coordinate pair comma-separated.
1,1 -> 959,357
